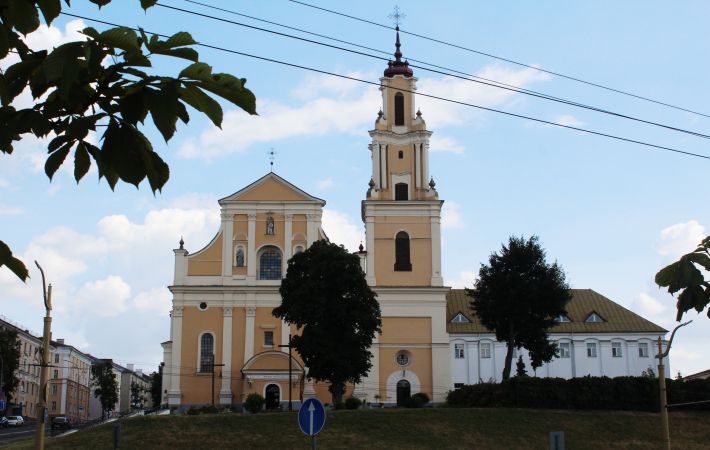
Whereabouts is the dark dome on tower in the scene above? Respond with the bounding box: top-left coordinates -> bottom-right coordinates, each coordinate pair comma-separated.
384,27 -> 413,78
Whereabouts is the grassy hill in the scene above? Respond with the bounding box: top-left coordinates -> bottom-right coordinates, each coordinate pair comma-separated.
4,408 -> 709,449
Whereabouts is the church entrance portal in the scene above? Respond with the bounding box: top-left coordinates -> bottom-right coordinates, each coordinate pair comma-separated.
396,379 -> 411,406
265,384 -> 280,410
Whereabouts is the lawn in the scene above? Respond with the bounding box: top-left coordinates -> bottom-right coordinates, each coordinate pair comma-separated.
4,408 -> 708,449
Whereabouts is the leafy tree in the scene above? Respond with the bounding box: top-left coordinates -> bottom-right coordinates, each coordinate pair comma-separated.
149,364 -> 162,407
655,236 -> 710,321
0,0 -> 257,281
272,240 -> 382,405
91,360 -> 118,420
0,327 -> 21,402
130,381 -> 143,409
467,236 -> 571,381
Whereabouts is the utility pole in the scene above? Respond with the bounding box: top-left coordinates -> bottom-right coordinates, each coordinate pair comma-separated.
35,261 -> 53,450
657,320 -> 691,450
210,357 -> 224,407
278,334 -> 293,411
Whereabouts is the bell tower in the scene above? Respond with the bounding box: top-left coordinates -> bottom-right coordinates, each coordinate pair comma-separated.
362,27 -> 443,287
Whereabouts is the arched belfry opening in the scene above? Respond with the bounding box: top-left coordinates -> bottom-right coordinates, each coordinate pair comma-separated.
394,231 -> 412,271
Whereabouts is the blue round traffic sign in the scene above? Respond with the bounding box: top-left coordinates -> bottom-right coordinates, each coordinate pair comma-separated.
298,398 -> 326,436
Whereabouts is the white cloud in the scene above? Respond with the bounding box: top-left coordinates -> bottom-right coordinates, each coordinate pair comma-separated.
321,208 -> 363,252
72,275 -> 132,318
446,270 -> 477,289
551,115 -> 584,128
179,65 -> 551,160
430,135 -> 465,154
133,287 -> 172,314
292,71 -> 370,100
317,177 -> 334,190
657,220 -> 706,259
0,178 -> 9,189
0,206 -> 24,216
442,201 -> 464,229
632,292 -> 667,317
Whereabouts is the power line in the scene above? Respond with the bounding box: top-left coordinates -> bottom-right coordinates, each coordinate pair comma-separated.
156,2 -> 710,141
287,0 -> 710,119
59,12 -> 710,161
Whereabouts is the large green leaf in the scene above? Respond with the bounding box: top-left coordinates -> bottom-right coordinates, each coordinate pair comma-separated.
6,0 -> 40,35
687,252 -> 710,271
0,24 -> 10,59
119,89 -> 150,124
45,141 -> 73,180
0,240 -> 28,281
140,0 -> 158,10
196,73 -> 257,115
37,0 -> 62,26
179,84 -> 223,127
95,27 -> 140,52
153,47 -> 198,62
148,83 -> 179,142
74,141 -> 91,182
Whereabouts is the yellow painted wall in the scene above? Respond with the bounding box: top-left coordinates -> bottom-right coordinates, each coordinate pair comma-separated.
254,307 -> 282,354
379,346 -> 433,400
292,214 -> 307,236
374,219 -> 432,286
181,306 -> 224,405
255,212 -> 284,250
380,318 -> 432,344
187,233 -> 223,276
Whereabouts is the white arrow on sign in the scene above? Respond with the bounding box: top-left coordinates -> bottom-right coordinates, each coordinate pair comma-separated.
308,402 -> 315,435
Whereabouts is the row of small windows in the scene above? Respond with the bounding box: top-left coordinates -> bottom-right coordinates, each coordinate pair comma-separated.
234,245 -> 304,274
452,312 -> 607,324
453,341 -> 651,360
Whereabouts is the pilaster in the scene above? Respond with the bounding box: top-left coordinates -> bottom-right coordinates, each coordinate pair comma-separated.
247,214 -> 257,281
219,307 -> 233,404
244,307 -> 256,361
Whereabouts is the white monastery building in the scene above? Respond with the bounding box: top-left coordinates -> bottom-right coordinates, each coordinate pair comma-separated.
161,31 -> 667,410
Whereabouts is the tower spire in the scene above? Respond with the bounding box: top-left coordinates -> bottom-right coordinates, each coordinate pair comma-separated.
384,7 -> 413,78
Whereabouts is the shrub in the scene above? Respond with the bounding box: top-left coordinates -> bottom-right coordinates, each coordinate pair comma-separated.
344,397 -> 362,410
244,393 -> 265,414
404,392 -> 430,408
333,401 -> 345,410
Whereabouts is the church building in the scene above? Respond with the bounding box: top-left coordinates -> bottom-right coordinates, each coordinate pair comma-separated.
161,29 -> 449,410
161,30 -> 668,411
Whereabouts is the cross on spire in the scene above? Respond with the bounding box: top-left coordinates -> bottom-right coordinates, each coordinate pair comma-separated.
388,5 -> 406,28
267,148 -> 277,172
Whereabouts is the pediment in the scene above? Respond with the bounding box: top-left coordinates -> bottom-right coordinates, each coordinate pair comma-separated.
219,173 -> 325,204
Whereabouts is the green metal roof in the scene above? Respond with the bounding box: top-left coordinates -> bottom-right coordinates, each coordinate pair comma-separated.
447,288 -> 667,334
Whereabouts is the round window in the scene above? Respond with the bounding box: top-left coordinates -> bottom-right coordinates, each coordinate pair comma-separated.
198,302 -> 208,311
395,351 -> 411,367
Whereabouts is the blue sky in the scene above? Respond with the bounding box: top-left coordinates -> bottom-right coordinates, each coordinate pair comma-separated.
1,1 -> 708,376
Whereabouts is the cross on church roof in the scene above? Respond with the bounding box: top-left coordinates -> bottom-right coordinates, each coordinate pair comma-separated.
267,148 -> 277,172
388,5 -> 406,28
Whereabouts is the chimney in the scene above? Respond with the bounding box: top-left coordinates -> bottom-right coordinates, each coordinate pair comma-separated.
136,369 -> 143,377
127,363 -> 134,372
57,339 -> 64,345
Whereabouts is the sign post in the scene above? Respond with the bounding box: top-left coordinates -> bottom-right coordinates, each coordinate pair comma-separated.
298,398 -> 326,450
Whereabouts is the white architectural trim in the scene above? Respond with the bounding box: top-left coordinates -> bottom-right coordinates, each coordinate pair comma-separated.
385,369 -> 421,404
220,307 -> 233,404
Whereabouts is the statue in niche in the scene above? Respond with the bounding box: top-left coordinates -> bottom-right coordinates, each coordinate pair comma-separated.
266,216 -> 275,235
235,248 -> 245,267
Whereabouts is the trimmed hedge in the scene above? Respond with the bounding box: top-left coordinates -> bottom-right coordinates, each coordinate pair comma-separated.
446,376 -> 710,412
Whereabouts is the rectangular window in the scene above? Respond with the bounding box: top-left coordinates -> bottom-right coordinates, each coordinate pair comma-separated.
587,342 -> 597,358
52,385 -> 57,395
612,342 -> 623,357
638,343 -> 649,358
264,331 -> 274,346
53,369 -> 58,379
559,342 -> 571,358
454,344 -> 464,359
51,401 -> 56,411
54,354 -> 59,364
454,383 -> 464,390
480,343 -> 491,358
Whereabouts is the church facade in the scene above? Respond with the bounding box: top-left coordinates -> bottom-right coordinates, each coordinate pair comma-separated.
161,30 -> 449,409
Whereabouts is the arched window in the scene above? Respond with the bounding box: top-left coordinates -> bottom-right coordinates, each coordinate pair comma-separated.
394,231 -> 412,271
259,246 -> 282,280
395,183 -> 408,201
266,216 -> 275,235
235,247 -> 245,267
199,333 -> 214,372
394,92 -> 404,126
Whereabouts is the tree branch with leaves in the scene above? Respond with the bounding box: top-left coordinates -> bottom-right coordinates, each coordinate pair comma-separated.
0,0 -> 257,281
655,236 -> 710,320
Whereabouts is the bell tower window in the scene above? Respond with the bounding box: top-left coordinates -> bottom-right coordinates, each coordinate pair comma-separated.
395,183 -> 408,201
394,231 -> 412,271
394,92 -> 404,126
